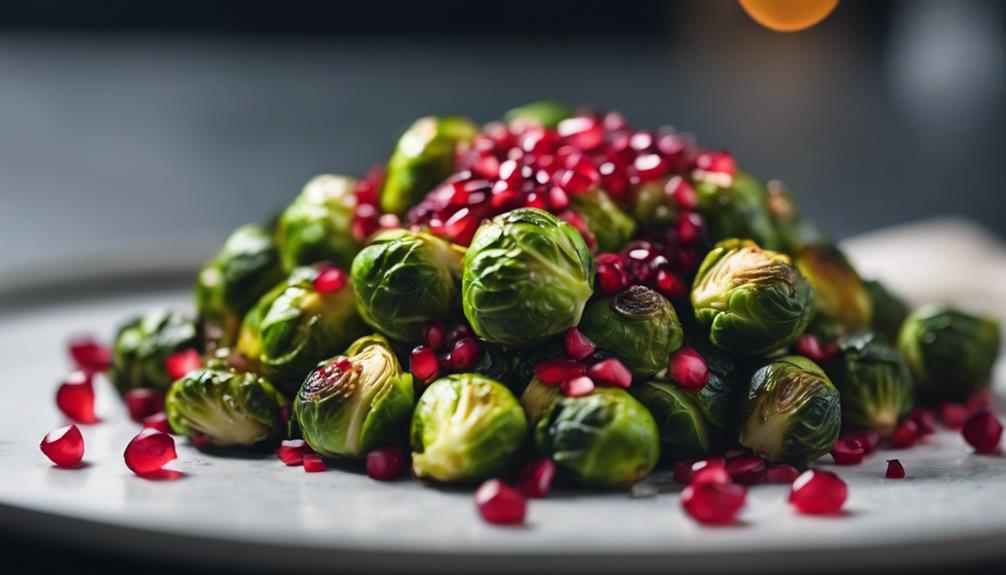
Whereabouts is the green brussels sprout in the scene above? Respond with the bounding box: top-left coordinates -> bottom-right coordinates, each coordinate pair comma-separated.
463,208 -> 594,349
165,368 -> 286,446
864,279 -> 910,342
578,285 -> 684,377
503,100 -> 573,129
739,355 -> 841,464
236,265 -> 367,395
695,171 -> 782,251
897,306 -> 1000,402
411,373 -> 528,483
628,178 -> 679,230
276,174 -> 361,271
471,341 -> 521,390
823,331 -> 913,436
351,228 -> 465,343
765,180 -> 803,256
691,239 -> 815,357
381,116 -> 479,215
632,380 -> 711,460
568,188 -> 637,252
109,310 -> 202,395
536,387 -> 659,487
294,334 -> 415,458
680,340 -> 741,432
196,224 -> 285,346
519,376 -> 561,427
796,244 -> 872,334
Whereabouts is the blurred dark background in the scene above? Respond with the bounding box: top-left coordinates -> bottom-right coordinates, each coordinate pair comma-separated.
1,0 -> 1004,572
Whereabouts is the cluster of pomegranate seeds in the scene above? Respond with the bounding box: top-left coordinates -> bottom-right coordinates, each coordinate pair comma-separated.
124,388 -> 164,423
667,346 -> 709,390
962,411 -> 1003,454
534,328 -> 632,397
312,266 -> 348,294
351,166 -> 396,242
68,337 -> 111,373
410,321 -> 483,384
277,439 -> 311,466
124,428 -> 177,476
517,458 -> 556,498
165,348 -> 201,381
366,447 -> 406,481
680,458 -> 747,525
830,437 -> 867,465
56,371 -> 99,424
40,424 -> 85,467
142,412 -> 172,434
793,334 -> 839,364
885,459 -> 906,479
475,479 -> 527,525
302,452 -> 327,473
789,469 -> 847,515
595,233 -> 704,301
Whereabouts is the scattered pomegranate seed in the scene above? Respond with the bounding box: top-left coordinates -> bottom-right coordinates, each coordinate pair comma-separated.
422,320 -> 446,351
351,204 -> 381,242
667,346 -> 708,390
907,408 -> 936,436
665,176 -> 697,210
277,439 -> 309,466
303,452 -> 327,473
962,411 -> 1003,454
843,430 -> 880,455
674,457 -> 727,484
446,338 -> 482,371
40,424 -> 84,467
692,150 -> 736,176
366,447 -> 406,481
561,375 -> 596,397
313,266 -> 347,294
55,371 -> 99,424
725,454 -> 767,485
690,462 -> 732,486
831,437 -> 866,465
475,479 -> 527,525
793,334 -> 838,363
517,458 -> 557,498
564,328 -> 596,361
535,358 -> 584,385
586,358 -> 632,388
410,345 -> 440,383
124,428 -> 177,476
124,388 -> 164,423
192,433 -> 213,450
965,389 -> 993,413
885,459 -> 906,479
890,419 -> 919,449
940,403 -> 970,429
68,337 -> 111,373
789,469 -> 847,515
681,481 -> 746,524
142,412 -> 172,434
165,348 -> 201,381
765,464 -> 801,484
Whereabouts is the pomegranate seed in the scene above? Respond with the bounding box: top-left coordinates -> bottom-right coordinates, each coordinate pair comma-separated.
667,347 -> 708,391
564,328 -> 595,361
379,213 -> 400,230
561,375 -> 595,397
830,437 -> 866,465
940,403 -> 970,429
558,116 -> 605,151
313,267 -> 347,294
603,111 -> 629,132
890,419 -> 919,449
634,154 -> 667,182
907,408 -> 936,436
124,388 -> 164,423
726,454 -> 767,485
965,389 -> 993,413
192,433 -> 213,450
693,150 -> 736,176
142,412 -> 172,434
68,338 -> 111,373
674,213 -> 703,247
56,371 -> 98,424
962,411 -> 1003,454
690,461 -> 732,486
351,204 -> 381,242
165,348 -> 201,381
681,481 -> 746,524
422,320 -> 446,351
595,253 -> 629,295
303,452 -> 327,472
277,439 -> 309,466
674,457 -> 726,484
587,358 -> 632,388
475,479 -> 526,525
794,334 -> 839,363
843,430 -> 880,454
410,346 -> 440,383
789,469 -> 847,515
446,337 -> 481,371
765,464 -> 801,484
446,323 -> 474,344
535,358 -> 584,385
124,428 -> 177,476
517,458 -> 557,498
40,424 -> 84,467
654,269 -> 688,299
885,459 -> 906,479
366,447 -> 406,481
665,177 -> 697,210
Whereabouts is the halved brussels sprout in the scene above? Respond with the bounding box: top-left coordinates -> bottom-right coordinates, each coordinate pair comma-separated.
695,171 -> 782,251
196,224 -> 285,346
897,305 -> 1000,402
519,376 -> 561,427
864,279 -> 910,342
276,174 -> 361,271
796,244 -> 872,334
632,380 -> 711,460
165,368 -> 286,446
463,208 -> 594,349
109,310 -> 202,395
237,265 -> 367,395
295,334 -> 415,458
503,100 -> 573,129
680,340 -> 741,432
381,116 -> 479,215
351,228 -> 465,343
578,285 -> 683,377
569,188 -> 637,252
411,373 -> 528,483
691,239 -> 815,357
739,355 -> 841,464
824,331 -> 913,436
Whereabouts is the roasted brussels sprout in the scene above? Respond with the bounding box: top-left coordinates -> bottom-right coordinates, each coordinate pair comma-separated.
381,116 -> 479,215
295,335 -> 415,458
503,100 -> 573,129
351,228 -> 465,343
864,279 -> 910,342
897,306 -> 1001,402
569,188 -> 637,252
578,285 -> 683,377
519,376 -> 561,427
276,174 -> 361,271
695,171 -> 782,251
680,340 -> 741,432
796,244 -> 872,334
236,265 -> 367,394
463,208 -> 594,349
110,310 -> 202,395
823,331 -> 913,436
632,380 -> 711,460
411,373 -> 528,483
165,368 -> 286,446
691,239 -> 815,357
739,355 -> 841,464
195,224 -> 285,346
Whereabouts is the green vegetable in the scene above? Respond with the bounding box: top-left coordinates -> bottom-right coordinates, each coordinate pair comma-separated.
463,208 -> 594,349
519,376 -> 561,427
691,239 -> 815,357
410,373 -> 528,483
796,244 -> 872,334
568,188 -> 636,252
295,334 -> 415,458
503,100 -> 573,129
632,381 -> 711,460
628,178 -> 679,230
864,279 -> 910,342
764,180 -> 804,256
109,310 -> 202,395
681,340 -> 741,432
739,355 -> 841,464
276,174 -> 362,271
695,171 -> 781,251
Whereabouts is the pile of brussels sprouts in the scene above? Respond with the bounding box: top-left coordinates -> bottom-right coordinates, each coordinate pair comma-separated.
100,102 -> 1001,522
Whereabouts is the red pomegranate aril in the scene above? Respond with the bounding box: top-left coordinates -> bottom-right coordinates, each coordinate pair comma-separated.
789,469 -> 847,515
668,347 -> 708,391
366,447 -> 406,481
476,479 -> 526,525
351,204 -> 381,242
965,389 -> 993,413
693,150 -> 737,176
535,358 -> 584,385
689,461 -> 732,486
940,402 -> 970,429
843,430 -> 880,455
165,348 -> 201,381
681,481 -> 746,525
907,408 -> 936,436
634,154 -> 667,182
830,437 -> 866,465
674,457 -> 727,484
674,213 -> 703,247
124,388 -> 164,423
885,459 -> 906,479
192,433 -> 213,450
303,452 -> 327,473
962,411 -> 1003,454
447,338 -> 482,371
410,346 -> 440,383
654,269 -> 688,299
422,320 -> 446,351
890,419 -> 919,449
277,439 -> 309,466
142,412 -> 172,434
564,328 -> 596,361
561,375 -> 595,397
56,371 -> 98,424
547,186 -> 570,210
313,267 -> 347,294
595,253 -> 629,295
765,464 -> 801,484
40,424 -> 84,467
794,334 -> 838,363
726,455 -> 767,485
379,213 -> 400,230
665,177 -> 697,211
587,358 -> 632,389
68,338 -> 111,373
124,428 -> 177,476
517,458 -> 557,498
558,116 -> 605,151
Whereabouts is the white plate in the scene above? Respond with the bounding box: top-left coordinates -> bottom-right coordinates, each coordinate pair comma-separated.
1,219 -> 1004,573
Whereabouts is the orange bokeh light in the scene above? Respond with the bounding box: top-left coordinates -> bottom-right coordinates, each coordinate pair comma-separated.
739,0 -> 839,32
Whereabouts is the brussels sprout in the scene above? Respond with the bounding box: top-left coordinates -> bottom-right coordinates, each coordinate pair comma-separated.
823,331 -> 913,436
578,285 -> 683,377
503,100 -> 573,129
695,171 -> 782,251
463,208 -> 594,349
628,178 -> 679,230
796,244 -> 872,334
381,116 -> 479,215
632,381 -> 711,460
739,355 -> 841,464
864,279 -> 910,342
196,224 -> 285,346
519,376 -> 561,427
897,306 -> 1000,402
680,340 -> 741,432
411,373 -> 528,483
765,180 -> 803,256
351,228 -> 465,343
536,387 -> 659,487
109,310 -> 202,395
237,265 -> 367,395
568,188 -> 637,252
295,334 -> 415,458
691,239 -> 815,357
471,341 -> 521,390
165,368 -> 286,446
276,174 -> 361,271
